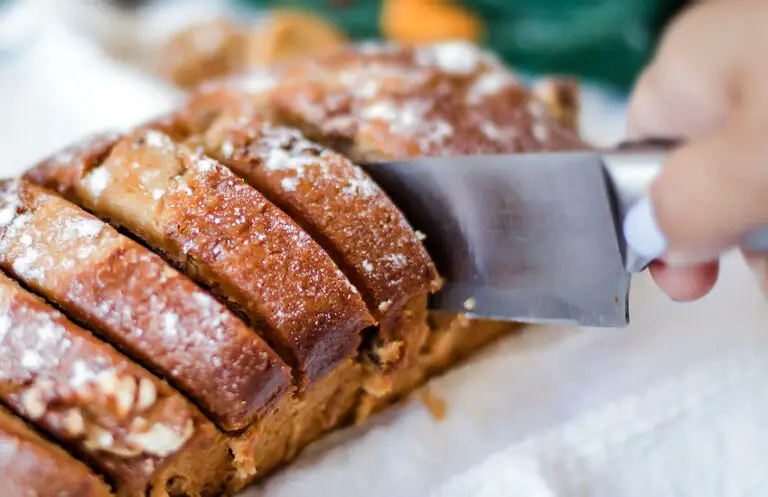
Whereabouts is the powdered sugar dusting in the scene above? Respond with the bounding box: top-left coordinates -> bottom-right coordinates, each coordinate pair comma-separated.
0,314 -> 11,342
0,205 -> 15,227
468,72 -> 512,104
231,70 -> 277,94
193,155 -> 219,173
163,312 -> 180,338
280,176 -> 300,192
84,167 -> 112,199
342,177 -> 378,198
265,148 -> 319,173
21,350 -> 44,370
418,41 -> 481,75
0,182 -> 20,228
66,218 -> 104,239
144,130 -> 174,152
360,99 -> 454,149
70,360 -> 98,388
12,247 -> 39,280
383,253 -> 408,268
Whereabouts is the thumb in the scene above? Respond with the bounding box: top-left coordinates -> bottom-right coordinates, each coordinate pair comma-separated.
624,119 -> 768,264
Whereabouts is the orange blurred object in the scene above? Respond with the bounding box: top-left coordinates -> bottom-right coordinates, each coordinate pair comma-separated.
381,0 -> 483,45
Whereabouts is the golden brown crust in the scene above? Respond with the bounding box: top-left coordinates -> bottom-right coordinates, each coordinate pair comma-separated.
267,42 -> 583,159
0,179 -> 291,431
200,115 -> 439,343
34,130 -> 374,384
0,406 -> 113,497
0,269 -> 227,496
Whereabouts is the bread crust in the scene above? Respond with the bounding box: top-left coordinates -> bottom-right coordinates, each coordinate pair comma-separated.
269,42 -> 583,159
0,405 -> 112,497
0,179 -> 291,431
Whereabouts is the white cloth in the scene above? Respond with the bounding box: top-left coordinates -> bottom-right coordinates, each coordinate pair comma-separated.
1,17 -> 767,497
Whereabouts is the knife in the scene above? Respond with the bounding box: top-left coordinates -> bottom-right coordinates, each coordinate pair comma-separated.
360,140 -> 768,328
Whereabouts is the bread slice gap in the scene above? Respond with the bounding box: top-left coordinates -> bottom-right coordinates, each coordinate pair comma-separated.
0,268 -> 230,497
0,179 -> 291,432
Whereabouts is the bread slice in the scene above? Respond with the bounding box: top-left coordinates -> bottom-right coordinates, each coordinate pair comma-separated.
0,270 -> 229,497
0,405 -> 112,497
195,114 -> 440,371
0,179 -> 291,431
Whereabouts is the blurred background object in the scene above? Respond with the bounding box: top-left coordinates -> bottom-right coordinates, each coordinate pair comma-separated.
16,0 -> 689,92
0,0 -> 38,55
235,0 -> 690,91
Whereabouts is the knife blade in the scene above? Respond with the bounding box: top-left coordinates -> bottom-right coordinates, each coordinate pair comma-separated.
361,141 -> 768,328
360,146 -> 665,328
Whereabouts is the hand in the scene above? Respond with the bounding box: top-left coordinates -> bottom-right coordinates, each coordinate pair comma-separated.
623,0 -> 768,301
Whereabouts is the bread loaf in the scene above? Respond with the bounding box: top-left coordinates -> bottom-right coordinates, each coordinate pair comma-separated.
12,41 -> 584,495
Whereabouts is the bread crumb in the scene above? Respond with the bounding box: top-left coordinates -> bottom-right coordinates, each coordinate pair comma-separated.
419,386 -> 447,421
463,297 -> 476,311
362,374 -> 393,398
372,339 -> 402,368
415,230 -> 427,241
378,300 -> 392,312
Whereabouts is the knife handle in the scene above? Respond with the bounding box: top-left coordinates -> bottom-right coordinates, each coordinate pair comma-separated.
604,138 -> 768,273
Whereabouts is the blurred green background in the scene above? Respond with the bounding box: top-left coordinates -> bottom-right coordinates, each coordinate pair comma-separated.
237,0 -> 688,92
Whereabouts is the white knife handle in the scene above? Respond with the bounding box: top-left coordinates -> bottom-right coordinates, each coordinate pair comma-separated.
602,138 -> 768,273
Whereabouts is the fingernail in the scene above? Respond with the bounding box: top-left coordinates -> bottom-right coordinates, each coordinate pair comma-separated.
623,197 -> 667,261
663,251 -> 718,267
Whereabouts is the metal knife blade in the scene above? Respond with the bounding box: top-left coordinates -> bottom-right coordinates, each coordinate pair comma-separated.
360,151 -> 636,328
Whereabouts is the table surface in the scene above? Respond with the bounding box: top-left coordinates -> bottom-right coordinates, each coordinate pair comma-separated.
2,11 -> 766,497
